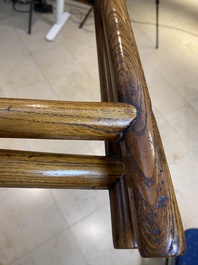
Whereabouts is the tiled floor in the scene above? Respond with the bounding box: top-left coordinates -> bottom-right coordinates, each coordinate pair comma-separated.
0,0 -> 197,264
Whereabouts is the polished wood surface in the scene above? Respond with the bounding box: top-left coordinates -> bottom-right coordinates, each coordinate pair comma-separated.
99,0 -> 185,257
94,0 -> 137,249
0,98 -> 136,140
109,177 -> 137,249
0,149 -> 123,189
0,0 -> 185,259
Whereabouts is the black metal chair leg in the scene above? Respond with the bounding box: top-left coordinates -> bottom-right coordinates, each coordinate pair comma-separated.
28,0 -> 34,34
79,7 -> 93,29
156,0 -> 160,49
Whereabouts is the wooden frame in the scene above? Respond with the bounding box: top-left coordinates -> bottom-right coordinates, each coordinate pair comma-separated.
0,0 -> 185,258
93,0 -> 185,257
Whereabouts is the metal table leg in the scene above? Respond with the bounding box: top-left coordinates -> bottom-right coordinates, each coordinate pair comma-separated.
156,0 -> 160,48
46,0 -> 70,41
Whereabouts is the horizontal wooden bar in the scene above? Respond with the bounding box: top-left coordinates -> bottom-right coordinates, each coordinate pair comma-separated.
100,0 -> 185,257
0,149 -> 124,189
0,98 -> 136,140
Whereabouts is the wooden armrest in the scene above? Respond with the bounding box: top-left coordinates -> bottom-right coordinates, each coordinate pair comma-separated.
95,0 -> 185,257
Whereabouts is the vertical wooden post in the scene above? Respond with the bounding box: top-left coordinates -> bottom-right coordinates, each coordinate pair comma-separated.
94,0 -> 137,249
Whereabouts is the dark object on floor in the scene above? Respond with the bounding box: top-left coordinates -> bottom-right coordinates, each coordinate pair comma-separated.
13,0 -> 30,13
34,1 -> 53,13
12,0 -> 53,34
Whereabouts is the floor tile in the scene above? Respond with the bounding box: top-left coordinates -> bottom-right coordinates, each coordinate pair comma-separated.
166,105 -> 198,149
0,25 -> 28,60
0,189 -> 67,265
141,58 -> 163,84
12,229 -> 87,265
166,44 -> 196,70
87,141 -> 105,156
0,55 -> 45,92
2,81 -> 57,100
187,40 -> 198,56
32,229 -> 87,265
150,52 -> 185,77
165,71 -> 198,104
0,188 -> 8,194
0,139 -> 30,151
157,118 -> 189,164
52,189 -> 109,226
148,78 -> 186,116
12,254 -> 35,265
185,213 -> 198,230
71,205 -> 165,265
31,47 -> 81,80
190,100 -> 198,112
27,139 -> 93,154
48,70 -> 100,102
16,22 -> 65,54
169,150 -> 198,227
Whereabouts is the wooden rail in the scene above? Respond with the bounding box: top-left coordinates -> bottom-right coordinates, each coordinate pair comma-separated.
0,150 -> 123,189
94,0 -> 185,258
0,98 -> 136,140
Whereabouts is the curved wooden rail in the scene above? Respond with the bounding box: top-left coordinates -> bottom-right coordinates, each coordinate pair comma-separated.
97,0 -> 185,257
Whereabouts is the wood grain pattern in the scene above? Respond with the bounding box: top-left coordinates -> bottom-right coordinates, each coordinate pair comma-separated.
109,177 -> 137,249
0,0 -> 185,258
0,98 -> 136,140
0,149 -> 123,189
99,0 -> 185,257
94,0 -> 137,249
